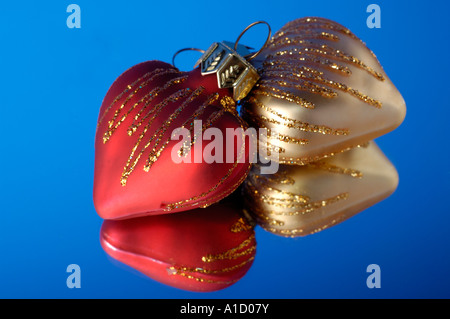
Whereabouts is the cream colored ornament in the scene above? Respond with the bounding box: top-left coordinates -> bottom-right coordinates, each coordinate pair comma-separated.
242,141 -> 398,237
241,17 -> 406,164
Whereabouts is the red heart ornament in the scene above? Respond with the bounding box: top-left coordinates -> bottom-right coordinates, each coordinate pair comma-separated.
100,196 -> 256,292
94,61 -> 251,219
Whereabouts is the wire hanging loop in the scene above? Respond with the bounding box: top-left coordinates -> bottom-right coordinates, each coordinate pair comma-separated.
172,48 -> 206,69
234,21 -> 272,61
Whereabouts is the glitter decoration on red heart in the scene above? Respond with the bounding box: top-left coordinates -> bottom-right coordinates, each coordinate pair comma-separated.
93,60 -> 253,219
100,195 -> 256,292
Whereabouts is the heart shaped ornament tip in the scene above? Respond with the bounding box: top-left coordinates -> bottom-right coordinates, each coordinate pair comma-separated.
94,60 -> 253,219
100,195 -> 256,292
241,17 -> 406,165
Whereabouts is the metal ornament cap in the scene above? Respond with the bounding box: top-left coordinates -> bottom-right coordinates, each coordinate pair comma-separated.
197,41 -> 260,101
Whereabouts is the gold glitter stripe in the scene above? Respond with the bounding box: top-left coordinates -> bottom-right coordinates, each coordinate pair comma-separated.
307,161 -> 363,178
98,68 -> 177,126
244,97 -> 349,136
102,71 -> 183,142
251,170 -> 295,185
100,68 -> 182,136
252,87 -> 315,108
264,51 -> 351,76
162,151 -> 243,211
258,141 -> 286,154
125,76 -> 189,136
243,181 -> 310,208
179,106 -> 225,157
240,106 -> 331,138
265,61 -> 382,108
177,100 -> 217,157
201,234 -> 256,263
267,193 -> 349,215
168,256 -> 254,276
259,78 -> 337,99
120,88 -> 194,186
162,164 -> 243,211
244,180 -> 349,216
278,17 -> 380,61
272,132 -> 308,145
241,108 -> 309,145
278,143 -> 369,165
220,96 -> 237,115
180,109 -> 226,155
167,270 -> 240,285
248,176 -> 310,203
262,65 -> 382,108
271,45 -> 384,81
162,116 -> 249,211
105,75 -> 189,143
259,225 -> 306,237
192,158 -> 251,210
142,89 -> 212,172
272,31 -> 340,44
242,202 -> 285,226
231,217 -> 254,233
278,18 -> 359,41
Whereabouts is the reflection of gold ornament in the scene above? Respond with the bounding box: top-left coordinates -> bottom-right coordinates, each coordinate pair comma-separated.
242,17 -> 406,165
243,142 -> 398,237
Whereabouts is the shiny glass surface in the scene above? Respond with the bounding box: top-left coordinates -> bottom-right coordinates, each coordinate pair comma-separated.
0,0 -> 448,298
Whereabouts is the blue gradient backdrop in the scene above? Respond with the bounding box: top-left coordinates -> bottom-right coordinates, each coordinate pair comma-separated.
1,0 -> 449,298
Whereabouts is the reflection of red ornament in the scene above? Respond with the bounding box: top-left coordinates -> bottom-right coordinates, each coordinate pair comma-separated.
94,60 -> 251,219
100,197 -> 256,292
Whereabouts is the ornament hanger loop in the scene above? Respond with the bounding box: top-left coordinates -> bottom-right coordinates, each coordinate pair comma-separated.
172,48 -> 206,69
234,21 -> 271,61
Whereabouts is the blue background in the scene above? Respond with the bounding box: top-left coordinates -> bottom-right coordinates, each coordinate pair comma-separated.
1,0 -> 449,298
